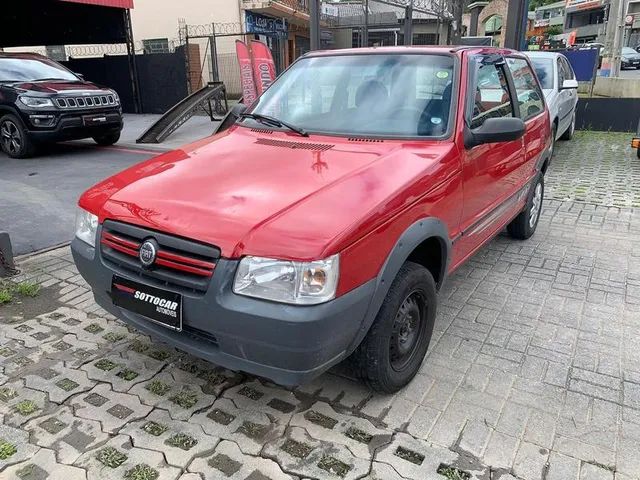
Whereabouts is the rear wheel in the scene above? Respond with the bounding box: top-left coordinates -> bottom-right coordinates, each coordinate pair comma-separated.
507,173 -> 544,240
0,114 -> 36,158
349,262 -> 437,393
560,112 -> 575,141
92,131 -> 120,146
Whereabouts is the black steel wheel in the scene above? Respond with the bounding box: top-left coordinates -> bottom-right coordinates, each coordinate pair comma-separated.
349,261 -> 437,393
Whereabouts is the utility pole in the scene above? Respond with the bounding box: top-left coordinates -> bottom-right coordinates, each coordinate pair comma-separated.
404,0 -> 414,45
363,0 -> 369,47
603,0 -> 627,76
310,0 -> 321,50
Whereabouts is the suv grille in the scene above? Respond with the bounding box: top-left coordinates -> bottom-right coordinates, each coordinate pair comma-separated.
100,220 -> 220,294
56,94 -> 117,109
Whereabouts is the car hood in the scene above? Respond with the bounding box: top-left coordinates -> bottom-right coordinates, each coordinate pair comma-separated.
80,126 -> 454,260
10,80 -> 108,94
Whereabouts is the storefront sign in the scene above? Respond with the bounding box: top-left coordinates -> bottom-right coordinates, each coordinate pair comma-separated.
565,0 -> 603,13
245,12 -> 288,38
534,18 -> 551,27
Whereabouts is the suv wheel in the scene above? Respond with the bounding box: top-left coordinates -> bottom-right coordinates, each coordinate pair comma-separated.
507,173 -> 544,240
0,114 -> 35,158
92,132 -> 121,146
560,112 -> 575,141
350,261 -> 436,393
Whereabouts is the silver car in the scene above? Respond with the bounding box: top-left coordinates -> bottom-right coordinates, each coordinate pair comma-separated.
525,51 -> 579,155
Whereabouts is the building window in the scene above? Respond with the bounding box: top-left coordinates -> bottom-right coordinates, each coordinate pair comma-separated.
484,15 -> 503,35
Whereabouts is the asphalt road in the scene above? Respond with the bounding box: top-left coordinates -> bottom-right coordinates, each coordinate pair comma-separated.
0,142 -> 158,256
619,68 -> 640,78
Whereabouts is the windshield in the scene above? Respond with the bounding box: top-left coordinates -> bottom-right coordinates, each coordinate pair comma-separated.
529,58 -> 554,90
0,57 -> 78,82
246,54 -> 455,138
622,47 -> 638,56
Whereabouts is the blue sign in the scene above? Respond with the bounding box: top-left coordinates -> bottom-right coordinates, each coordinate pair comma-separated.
245,12 -> 288,38
558,49 -> 599,82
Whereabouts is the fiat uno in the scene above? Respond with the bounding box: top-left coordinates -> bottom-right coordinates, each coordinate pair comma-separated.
72,47 -> 551,393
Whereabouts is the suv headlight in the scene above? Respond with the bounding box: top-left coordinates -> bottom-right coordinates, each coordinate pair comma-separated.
233,255 -> 339,305
75,208 -> 99,247
18,96 -> 54,108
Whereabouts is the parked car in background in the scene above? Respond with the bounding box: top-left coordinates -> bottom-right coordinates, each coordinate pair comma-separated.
72,46 -> 551,393
0,53 -> 123,158
525,51 -> 578,155
621,47 -> 640,69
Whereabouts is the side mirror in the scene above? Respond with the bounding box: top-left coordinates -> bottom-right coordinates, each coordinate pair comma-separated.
464,117 -> 526,149
212,102 -> 247,135
560,79 -> 578,90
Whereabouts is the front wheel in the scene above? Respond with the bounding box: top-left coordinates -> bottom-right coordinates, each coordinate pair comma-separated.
507,173 -> 544,240
349,262 -> 437,393
0,114 -> 36,158
560,112 -> 575,141
92,131 -> 121,146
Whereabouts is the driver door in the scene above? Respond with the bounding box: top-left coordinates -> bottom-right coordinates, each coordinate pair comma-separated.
453,54 -> 525,266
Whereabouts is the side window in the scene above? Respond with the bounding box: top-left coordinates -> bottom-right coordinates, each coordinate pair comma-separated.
557,58 -> 565,87
506,57 -> 545,121
469,60 -> 514,129
561,57 -> 575,80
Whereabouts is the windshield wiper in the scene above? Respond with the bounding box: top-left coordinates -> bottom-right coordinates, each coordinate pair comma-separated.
239,112 -> 308,137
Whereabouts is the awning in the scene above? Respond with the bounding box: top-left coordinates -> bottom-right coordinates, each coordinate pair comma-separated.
60,0 -> 133,8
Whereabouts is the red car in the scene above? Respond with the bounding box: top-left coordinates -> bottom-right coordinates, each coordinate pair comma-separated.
72,47 -> 551,393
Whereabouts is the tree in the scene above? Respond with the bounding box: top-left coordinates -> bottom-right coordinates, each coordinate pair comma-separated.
450,0 -> 469,44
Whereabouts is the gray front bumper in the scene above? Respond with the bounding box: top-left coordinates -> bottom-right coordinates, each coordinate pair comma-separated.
71,237 -> 375,386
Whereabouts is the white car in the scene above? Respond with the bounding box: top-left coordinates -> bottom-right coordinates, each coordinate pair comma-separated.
525,51 -> 579,155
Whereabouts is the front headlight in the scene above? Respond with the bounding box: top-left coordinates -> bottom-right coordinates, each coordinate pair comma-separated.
18,96 -> 54,108
75,208 -> 99,247
233,255 -> 339,305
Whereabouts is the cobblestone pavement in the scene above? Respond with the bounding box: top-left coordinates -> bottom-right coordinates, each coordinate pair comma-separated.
1,132 -> 640,479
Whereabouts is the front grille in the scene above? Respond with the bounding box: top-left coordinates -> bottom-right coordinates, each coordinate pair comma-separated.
100,220 -> 220,294
56,94 -> 117,109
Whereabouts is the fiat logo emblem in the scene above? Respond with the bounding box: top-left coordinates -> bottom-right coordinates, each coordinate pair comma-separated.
139,239 -> 158,267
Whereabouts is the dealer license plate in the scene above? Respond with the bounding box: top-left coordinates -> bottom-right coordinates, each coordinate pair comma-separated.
111,276 -> 182,331
83,114 -> 108,126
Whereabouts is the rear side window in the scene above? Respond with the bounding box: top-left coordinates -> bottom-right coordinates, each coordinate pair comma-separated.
506,57 -> 545,121
560,57 -> 575,80
470,60 -> 514,129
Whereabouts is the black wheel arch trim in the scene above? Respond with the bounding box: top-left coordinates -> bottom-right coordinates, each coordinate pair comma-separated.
346,217 -> 451,354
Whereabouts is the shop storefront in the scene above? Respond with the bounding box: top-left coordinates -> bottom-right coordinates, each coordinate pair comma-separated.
245,11 -> 288,73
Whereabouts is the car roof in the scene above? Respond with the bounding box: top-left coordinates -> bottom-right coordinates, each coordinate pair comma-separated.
303,45 -> 522,58
524,51 -> 564,59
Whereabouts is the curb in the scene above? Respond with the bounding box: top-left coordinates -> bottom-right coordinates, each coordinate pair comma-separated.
15,242 -> 71,261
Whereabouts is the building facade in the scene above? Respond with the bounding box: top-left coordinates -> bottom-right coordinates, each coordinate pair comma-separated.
563,0 -> 607,44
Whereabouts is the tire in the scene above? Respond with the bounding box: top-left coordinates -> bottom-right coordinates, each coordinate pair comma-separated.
92,131 -> 121,146
0,114 -> 36,158
560,112 -> 575,141
549,122 -> 557,157
349,261 -> 437,393
507,173 -> 544,240
637,148 -> 640,159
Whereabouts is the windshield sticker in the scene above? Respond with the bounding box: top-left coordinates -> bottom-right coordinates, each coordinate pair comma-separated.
431,117 -> 442,125
436,71 -> 449,79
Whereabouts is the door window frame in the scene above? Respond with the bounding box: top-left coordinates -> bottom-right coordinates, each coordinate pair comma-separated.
465,53 -> 520,129
504,55 -> 546,122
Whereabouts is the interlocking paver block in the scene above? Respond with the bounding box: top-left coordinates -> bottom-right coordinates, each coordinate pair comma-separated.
25,406 -> 108,464
80,352 -> 164,393
289,401 -> 392,459
69,383 -> 152,433
188,439 -> 293,479
73,435 -> 180,480
121,409 -> 215,468
1,448 -> 88,480
0,423 -> 39,471
375,432 -> 465,480
191,397 -> 281,455
263,426 -> 368,480
0,382 -> 49,427
24,362 -> 94,403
